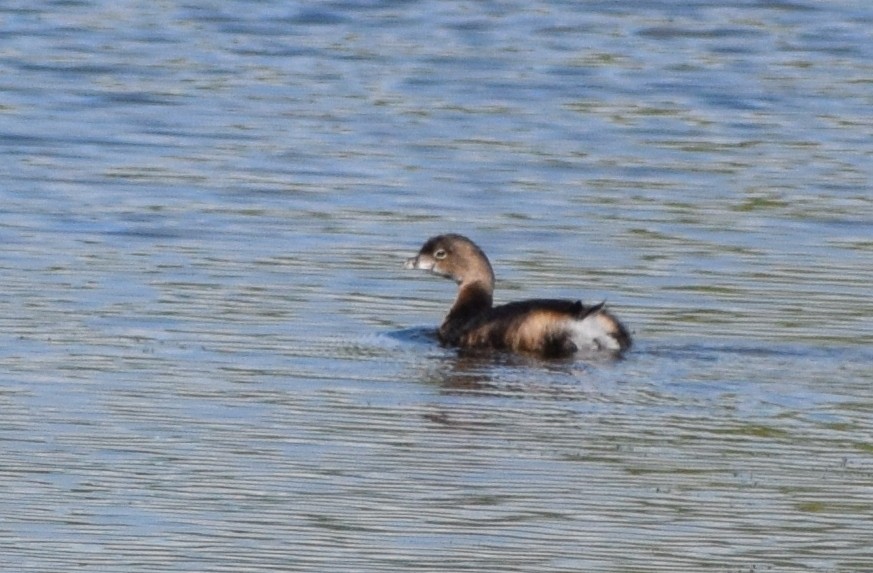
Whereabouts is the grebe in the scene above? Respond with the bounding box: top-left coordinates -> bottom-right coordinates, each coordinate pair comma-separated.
404,234 -> 631,358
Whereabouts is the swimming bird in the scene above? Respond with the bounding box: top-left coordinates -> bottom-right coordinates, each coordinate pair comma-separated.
404,234 -> 631,357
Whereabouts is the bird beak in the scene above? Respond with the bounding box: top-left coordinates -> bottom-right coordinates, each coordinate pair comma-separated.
405,255 -> 436,271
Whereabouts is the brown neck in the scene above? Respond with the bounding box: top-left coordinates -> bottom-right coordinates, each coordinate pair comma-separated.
438,280 -> 493,345
447,280 -> 493,322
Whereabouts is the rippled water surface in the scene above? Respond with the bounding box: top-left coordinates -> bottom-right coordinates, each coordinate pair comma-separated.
2,1 -> 873,571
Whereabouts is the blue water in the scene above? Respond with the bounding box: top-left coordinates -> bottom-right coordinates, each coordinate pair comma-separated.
2,1 -> 872,571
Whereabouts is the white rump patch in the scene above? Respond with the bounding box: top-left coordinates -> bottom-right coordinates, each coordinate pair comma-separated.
568,314 -> 622,352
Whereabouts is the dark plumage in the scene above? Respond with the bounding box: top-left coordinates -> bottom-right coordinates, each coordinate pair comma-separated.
403,234 -> 631,357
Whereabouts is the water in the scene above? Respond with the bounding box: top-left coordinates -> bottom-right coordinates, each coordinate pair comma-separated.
2,1 -> 872,571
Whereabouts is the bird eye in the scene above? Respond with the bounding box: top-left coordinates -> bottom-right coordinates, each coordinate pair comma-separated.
434,249 -> 447,260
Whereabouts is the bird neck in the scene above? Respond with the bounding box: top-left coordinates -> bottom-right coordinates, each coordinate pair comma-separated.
448,280 -> 493,321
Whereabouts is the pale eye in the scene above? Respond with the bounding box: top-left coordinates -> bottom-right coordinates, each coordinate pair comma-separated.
434,249 -> 447,260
